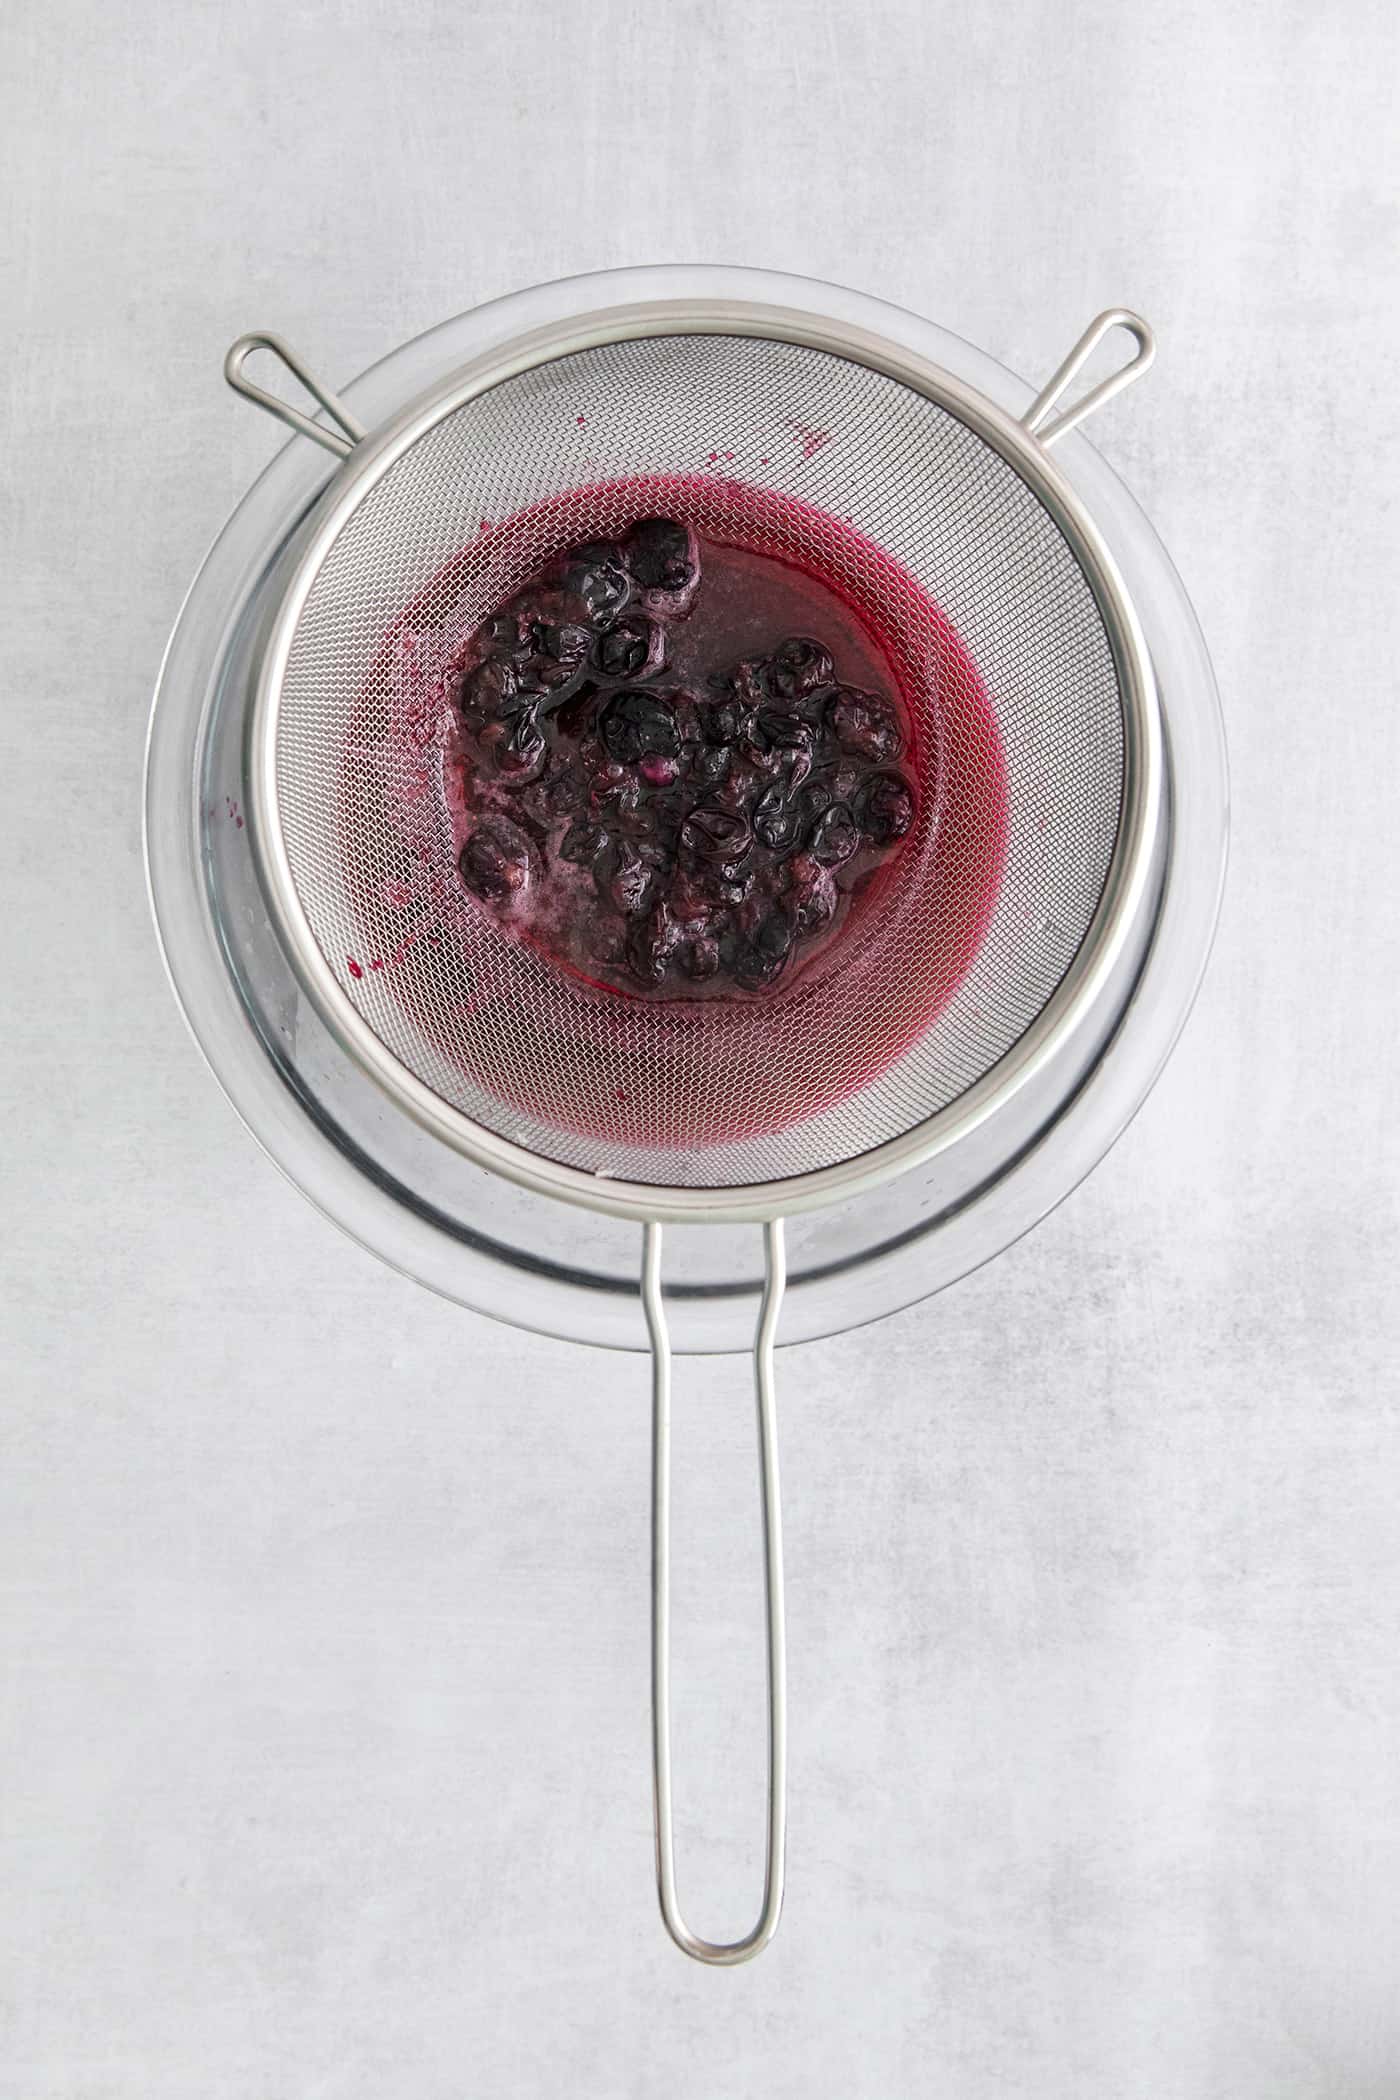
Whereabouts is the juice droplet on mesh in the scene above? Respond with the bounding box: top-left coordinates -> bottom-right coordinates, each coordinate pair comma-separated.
787,420 -> 830,460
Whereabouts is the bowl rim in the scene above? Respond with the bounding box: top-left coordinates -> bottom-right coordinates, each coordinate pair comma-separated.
244,292 -> 1163,1225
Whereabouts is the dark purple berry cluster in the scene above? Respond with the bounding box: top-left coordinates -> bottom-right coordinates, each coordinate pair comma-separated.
454,520 -> 916,995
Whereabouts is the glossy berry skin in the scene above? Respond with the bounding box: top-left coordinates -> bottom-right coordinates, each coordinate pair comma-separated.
593,614 -> 667,682
458,654 -> 520,730
599,688 -> 681,765
809,801 -> 861,869
459,816 -> 533,904
626,518 -> 700,619
561,544 -> 634,626
517,618 -> 592,696
478,705 -> 548,784
829,685 -> 905,766
763,634 -> 834,702
855,770 -> 917,844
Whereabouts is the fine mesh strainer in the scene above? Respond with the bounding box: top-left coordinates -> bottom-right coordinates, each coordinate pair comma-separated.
227,300 -> 1162,1963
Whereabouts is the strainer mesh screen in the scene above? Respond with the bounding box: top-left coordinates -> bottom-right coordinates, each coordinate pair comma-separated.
269,334 -> 1124,1189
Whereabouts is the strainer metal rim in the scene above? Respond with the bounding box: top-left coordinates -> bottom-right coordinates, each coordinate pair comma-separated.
245,298 -> 1163,1226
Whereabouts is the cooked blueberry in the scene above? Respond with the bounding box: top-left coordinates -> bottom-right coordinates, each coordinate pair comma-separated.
684,739 -> 732,791
597,837 -> 660,919
515,619 -> 591,695
459,817 -> 532,904
626,898 -> 683,986
829,686 -> 904,764
594,614 -> 667,681
679,935 -> 721,982
710,655 -> 768,711
756,907 -> 795,958
823,758 -> 868,808
856,770 -> 916,843
752,782 -> 804,855
786,854 -> 838,938
588,764 -> 645,832
764,636 -> 835,702
552,680 -> 600,741
735,909 -> 794,988
627,517 -> 691,589
478,705 -> 548,783
681,802 -> 752,872
809,802 -> 860,868
459,654 -> 519,725
709,866 -> 756,907
796,775 -> 834,819
481,613 -> 523,655
751,706 -> 817,755
697,691 -> 752,747
539,763 -> 585,817
626,518 -> 700,617
562,544 -> 633,625
599,687 -> 681,764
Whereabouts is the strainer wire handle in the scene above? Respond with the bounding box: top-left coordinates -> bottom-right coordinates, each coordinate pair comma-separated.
223,333 -> 368,459
642,1219 -> 788,1966
1022,308 -> 1156,446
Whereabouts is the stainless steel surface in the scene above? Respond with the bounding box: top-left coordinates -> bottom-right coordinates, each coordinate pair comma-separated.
237,304 -> 1162,1223
644,1220 -> 788,1964
1022,310 -> 1157,448
224,333 -> 367,458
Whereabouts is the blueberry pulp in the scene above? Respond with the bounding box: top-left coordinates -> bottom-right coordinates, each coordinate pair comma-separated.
450,518 -> 919,998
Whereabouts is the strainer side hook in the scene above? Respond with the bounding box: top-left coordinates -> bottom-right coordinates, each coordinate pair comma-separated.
224,333 -> 367,458
1023,308 -> 1156,446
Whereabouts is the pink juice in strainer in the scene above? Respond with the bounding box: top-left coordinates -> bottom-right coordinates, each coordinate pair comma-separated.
349,476 -> 1008,1151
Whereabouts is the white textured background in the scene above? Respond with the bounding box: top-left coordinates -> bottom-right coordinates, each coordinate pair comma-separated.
3,3 -> 1399,2095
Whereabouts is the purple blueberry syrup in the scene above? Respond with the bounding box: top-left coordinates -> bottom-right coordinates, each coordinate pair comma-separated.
450,519 -> 918,1000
